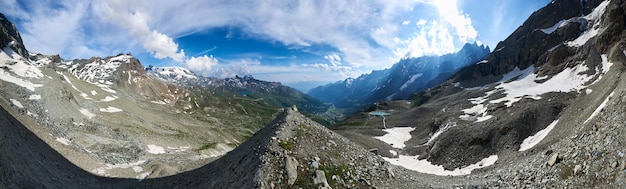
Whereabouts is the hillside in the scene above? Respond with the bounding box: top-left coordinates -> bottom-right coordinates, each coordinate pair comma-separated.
0,12 -> 329,180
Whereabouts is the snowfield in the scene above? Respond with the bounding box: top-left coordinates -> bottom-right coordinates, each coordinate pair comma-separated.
373,127 -> 415,149
383,155 -> 498,176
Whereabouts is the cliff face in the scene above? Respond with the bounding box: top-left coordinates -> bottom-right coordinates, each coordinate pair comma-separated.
454,0 -> 610,86
0,13 -> 28,57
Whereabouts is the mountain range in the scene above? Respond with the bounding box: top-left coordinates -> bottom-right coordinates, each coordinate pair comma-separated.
308,42 -> 489,111
2,0 -> 626,188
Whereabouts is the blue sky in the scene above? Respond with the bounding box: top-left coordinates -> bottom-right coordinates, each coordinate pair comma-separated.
1,0 -> 550,92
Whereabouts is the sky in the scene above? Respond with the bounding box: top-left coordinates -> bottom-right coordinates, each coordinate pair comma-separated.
0,0 -> 550,92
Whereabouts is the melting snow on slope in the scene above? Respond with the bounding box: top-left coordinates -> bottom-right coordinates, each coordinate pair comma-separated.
422,122 -> 457,146
91,160 -> 147,177
585,91 -> 615,124
383,154 -> 498,176
540,19 -> 566,34
490,64 -> 593,107
55,137 -> 71,145
373,127 -> 415,149
79,108 -> 96,119
400,74 -> 423,91
146,144 -> 166,154
100,95 -> 118,102
0,48 -> 44,91
566,1 -> 609,47
28,94 -> 41,100
99,106 -> 122,113
519,120 -> 559,151
9,99 -> 24,108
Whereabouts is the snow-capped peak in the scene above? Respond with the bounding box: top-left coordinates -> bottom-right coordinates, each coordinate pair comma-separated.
146,65 -> 197,80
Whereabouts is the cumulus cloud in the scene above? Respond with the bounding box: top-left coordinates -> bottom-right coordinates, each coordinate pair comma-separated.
185,55 -> 219,76
431,0 -> 477,43
95,1 -> 185,62
1,0 -> 481,83
394,20 -> 455,58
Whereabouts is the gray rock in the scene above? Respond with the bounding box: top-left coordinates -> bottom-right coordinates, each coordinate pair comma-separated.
547,152 -> 559,166
573,164 -> 582,175
285,155 -> 298,185
313,170 -> 332,189
311,156 -> 320,169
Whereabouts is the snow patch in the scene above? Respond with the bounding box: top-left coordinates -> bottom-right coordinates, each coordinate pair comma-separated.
28,94 -> 41,100
373,127 -> 415,149
566,1 -> 609,47
79,108 -> 96,119
540,19 -> 566,34
99,106 -> 123,113
585,91 -> 614,124
519,120 -> 559,151
91,90 -> 98,95
55,137 -> 71,145
146,144 -> 166,154
100,96 -> 118,102
91,160 -> 147,177
9,99 -> 24,108
389,150 -> 398,156
0,69 -> 43,91
383,155 -> 498,176
400,73 -> 423,91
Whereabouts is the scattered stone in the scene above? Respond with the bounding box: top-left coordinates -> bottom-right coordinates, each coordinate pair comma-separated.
573,164 -> 582,175
285,155 -> 298,185
313,170 -> 331,189
311,156 -> 320,169
386,166 -> 395,178
547,153 -> 560,166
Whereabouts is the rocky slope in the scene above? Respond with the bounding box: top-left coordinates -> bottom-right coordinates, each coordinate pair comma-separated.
331,0 -> 626,187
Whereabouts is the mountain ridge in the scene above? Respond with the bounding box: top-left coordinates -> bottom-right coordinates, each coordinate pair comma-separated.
308,42 -> 489,111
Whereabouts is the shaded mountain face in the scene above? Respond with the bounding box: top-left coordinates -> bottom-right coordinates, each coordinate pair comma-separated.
308,43 -> 489,111
332,0 -> 626,183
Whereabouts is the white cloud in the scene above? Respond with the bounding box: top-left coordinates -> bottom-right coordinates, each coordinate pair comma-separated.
186,55 -> 219,76
431,0 -> 477,43
395,20 -> 455,57
1,0 -> 480,83
94,1 -> 185,62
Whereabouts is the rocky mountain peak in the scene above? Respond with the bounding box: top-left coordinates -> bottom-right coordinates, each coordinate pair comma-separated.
0,13 -> 28,58
454,0 -> 615,87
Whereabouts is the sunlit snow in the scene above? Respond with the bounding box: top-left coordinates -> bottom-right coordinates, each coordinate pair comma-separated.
540,19 -> 565,34
9,99 -> 24,108
55,137 -> 71,145
373,127 -> 415,149
99,106 -> 123,113
79,108 -> 96,119
519,120 -> 559,151
383,154 -> 498,176
147,144 -> 166,154
566,1 -> 609,47
585,91 -> 614,124
28,94 -> 41,100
